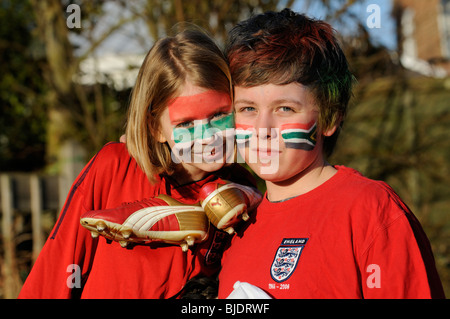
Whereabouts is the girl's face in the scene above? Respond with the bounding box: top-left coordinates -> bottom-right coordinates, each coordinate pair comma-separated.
157,83 -> 234,182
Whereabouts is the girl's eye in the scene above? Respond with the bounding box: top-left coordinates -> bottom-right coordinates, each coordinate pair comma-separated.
211,112 -> 227,120
238,106 -> 256,113
175,121 -> 194,128
279,106 -> 294,112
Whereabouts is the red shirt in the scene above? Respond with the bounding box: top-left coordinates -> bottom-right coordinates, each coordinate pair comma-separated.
19,142 -> 253,299
219,166 -> 445,299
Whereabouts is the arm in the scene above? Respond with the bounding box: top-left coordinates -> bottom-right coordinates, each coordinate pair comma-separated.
359,197 -> 445,299
19,152 -> 102,298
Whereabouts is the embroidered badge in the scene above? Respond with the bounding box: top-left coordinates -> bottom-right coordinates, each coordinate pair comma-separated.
270,238 -> 308,282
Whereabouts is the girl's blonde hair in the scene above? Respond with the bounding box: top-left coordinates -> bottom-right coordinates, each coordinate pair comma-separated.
125,29 -> 232,183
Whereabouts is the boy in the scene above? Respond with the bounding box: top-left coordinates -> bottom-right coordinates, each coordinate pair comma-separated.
218,9 -> 445,299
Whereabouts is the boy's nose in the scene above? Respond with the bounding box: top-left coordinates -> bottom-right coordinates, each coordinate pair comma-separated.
255,113 -> 277,140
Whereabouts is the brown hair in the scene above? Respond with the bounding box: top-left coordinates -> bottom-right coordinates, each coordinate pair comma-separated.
125,29 -> 232,183
226,9 -> 355,157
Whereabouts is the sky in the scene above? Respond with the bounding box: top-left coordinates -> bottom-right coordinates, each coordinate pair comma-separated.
71,0 -> 398,58
293,0 -> 397,50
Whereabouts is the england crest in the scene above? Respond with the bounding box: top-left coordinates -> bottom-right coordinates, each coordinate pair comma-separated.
270,238 -> 308,282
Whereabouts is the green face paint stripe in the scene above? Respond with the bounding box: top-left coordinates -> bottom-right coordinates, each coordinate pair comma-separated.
235,124 -> 254,141
281,131 -> 315,141
210,113 -> 234,131
173,126 -> 195,144
235,129 -> 253,140
173,114 -> 235,144
281,123 -> 317,145
236,134 -> 252,141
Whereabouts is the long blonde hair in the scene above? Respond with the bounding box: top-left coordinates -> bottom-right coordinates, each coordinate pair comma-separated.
125,29 -> 232,183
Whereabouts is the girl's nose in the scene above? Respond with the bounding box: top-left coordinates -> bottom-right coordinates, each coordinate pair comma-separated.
195,121 -> 220,144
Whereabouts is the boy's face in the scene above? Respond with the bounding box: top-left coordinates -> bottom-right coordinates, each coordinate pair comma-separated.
234,83 -> 333,183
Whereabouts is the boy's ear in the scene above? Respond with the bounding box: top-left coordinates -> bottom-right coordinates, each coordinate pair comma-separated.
322,118 -> 342,137
323,124 -> 338,137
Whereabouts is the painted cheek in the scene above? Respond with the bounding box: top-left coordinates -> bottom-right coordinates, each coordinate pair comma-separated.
173,126 -> 195,145
280,121 -> 317,150
235,123 -> 254,144
172,121 -> 211,146
173,114 -> 235,146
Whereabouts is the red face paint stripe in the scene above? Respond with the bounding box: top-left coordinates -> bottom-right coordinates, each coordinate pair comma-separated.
235,124 -> 254,130
168,91 -> 232,124
280,121 -> 316,131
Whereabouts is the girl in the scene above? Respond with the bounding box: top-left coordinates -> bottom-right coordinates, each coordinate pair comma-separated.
19,28 -> 256,299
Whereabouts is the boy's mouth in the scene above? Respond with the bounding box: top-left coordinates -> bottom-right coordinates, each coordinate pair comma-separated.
252,148 -> 280,156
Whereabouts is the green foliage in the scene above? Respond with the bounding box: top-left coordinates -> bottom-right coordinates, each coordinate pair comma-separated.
0,0 -> 48,171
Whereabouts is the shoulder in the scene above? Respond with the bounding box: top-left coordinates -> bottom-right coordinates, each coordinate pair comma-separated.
335,165 -> 415,235
333,166 -> 424,255
94,142 -> 129,161
76,142 -> 158,204
87,142 -> 133,170
77,142 -> 135,186
335,166 -> 405,206
334,166 -> 413,228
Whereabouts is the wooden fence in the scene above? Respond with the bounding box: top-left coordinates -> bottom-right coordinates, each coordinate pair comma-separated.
0,173 -> 64,298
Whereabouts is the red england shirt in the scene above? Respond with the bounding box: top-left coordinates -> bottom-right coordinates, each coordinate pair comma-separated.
218,166 -> 445,299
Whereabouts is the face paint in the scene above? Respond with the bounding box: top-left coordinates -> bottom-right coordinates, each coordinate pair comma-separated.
167,90 -> 234,164
235,124 -> 254,143
280,121 -> 317,150
168,90 -> 233,145
171,115 -> 235,164
172,114 -> 234,145
167,90 -> 232,124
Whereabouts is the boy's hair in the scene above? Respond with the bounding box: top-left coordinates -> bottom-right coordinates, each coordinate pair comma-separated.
226,8 -> 355,157
125,29 -> 232,183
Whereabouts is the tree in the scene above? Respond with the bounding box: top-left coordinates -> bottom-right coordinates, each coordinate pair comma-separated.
0,0 -> 49,171
27,0 -> 300,167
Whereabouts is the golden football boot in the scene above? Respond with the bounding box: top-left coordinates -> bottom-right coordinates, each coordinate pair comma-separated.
198,180 -> 262,234
80,194 -> 208,252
